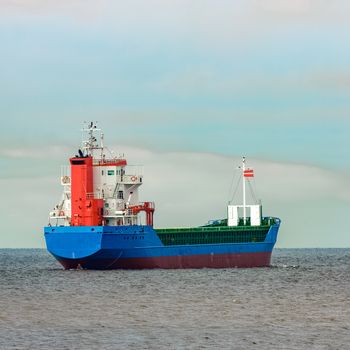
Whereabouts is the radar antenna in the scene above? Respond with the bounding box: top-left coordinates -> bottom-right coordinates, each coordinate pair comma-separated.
81,121 -> 103,156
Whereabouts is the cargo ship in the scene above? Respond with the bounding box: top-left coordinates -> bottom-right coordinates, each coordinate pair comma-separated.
44,122 -> 280,269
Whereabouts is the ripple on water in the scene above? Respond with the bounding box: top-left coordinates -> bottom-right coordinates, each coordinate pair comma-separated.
0,248 -> 349,349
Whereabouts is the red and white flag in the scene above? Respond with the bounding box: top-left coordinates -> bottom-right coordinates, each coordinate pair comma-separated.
244,169 -> 254,178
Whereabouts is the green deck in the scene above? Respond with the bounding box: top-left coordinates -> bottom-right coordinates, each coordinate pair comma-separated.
155,218 -> 276,246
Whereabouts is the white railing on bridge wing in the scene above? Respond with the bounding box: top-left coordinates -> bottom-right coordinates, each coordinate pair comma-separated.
93,158 -> 125,165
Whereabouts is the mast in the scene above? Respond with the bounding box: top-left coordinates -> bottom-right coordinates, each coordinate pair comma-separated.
81,121 -> 102,157
242,156 -> 246,225
227,156 -> 260,227
100,132 -> 104,160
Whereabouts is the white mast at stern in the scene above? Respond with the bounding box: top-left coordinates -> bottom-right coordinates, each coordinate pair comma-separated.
242,156 -> 247,225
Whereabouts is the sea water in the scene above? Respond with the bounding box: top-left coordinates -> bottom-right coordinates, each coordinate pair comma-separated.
0,249 -> 349,349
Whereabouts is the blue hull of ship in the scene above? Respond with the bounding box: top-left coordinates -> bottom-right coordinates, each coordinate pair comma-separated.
44,221 -> 280,269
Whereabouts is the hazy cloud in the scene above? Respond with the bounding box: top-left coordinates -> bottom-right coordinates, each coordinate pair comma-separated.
2,0 -> 350,27
150,69 -> 350,102
0,146 -> 71,159
258,0 -> 313,15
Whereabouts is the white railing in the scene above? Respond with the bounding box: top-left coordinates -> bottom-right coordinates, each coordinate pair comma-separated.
86,192 -> 103,199
93,158 -> 126,166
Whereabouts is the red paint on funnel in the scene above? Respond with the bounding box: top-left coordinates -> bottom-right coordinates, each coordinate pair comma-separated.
70,156 -> 103,226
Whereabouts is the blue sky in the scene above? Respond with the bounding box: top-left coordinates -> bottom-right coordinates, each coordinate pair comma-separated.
0,0 -> 350,247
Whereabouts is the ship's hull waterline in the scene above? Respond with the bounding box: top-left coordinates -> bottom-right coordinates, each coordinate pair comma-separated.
55,251 -> 272,270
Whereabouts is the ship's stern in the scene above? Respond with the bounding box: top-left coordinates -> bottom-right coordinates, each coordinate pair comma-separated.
44,226 -> 104,269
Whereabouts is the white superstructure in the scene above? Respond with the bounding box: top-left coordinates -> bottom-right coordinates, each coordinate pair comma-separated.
48,122 -> 154,227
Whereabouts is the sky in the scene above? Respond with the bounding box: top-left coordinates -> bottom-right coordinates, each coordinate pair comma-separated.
0,0 -> 350,248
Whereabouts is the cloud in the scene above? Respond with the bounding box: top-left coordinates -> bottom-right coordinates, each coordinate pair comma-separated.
0,145 -> 70,159
117,146 -> 350,205
2,0 -> 349,26
258,0 -> 312,15
0,0 -> 108,21
255,0 -> 350,24
0,176 -> 59,248
150,69 -> 350,106
306,72 -> 350,91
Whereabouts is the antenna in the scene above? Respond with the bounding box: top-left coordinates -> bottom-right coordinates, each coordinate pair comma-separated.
81,121 -> 102,156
